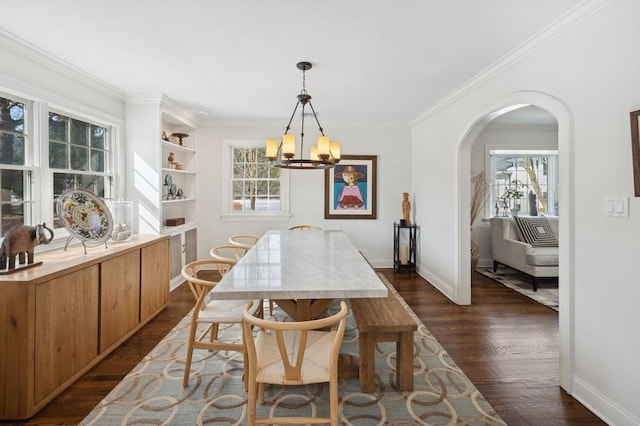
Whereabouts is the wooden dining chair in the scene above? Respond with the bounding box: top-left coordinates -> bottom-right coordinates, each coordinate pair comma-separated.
288,225 -> 322,231
241,300 -> 348,426
228,234 -> 261,247
210,244 -> 249,262
181,259 -> 263,387
225,235 -> 276,316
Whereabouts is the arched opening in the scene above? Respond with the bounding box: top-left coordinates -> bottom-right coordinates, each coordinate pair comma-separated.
457,91 -> 573,391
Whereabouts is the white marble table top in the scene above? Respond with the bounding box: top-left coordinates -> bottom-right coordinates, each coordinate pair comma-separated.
211,230 -> 388,300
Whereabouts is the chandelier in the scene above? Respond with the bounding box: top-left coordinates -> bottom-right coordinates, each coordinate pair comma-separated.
266,61 -> 341,169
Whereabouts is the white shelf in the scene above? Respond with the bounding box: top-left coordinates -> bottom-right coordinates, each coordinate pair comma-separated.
161,198 -> 196,204
161,167 -> 196,175
162,139 -> 196,153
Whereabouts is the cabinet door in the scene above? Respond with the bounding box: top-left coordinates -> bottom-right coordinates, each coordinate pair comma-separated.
168,233 -> 182,284
100,250 -> 141,352
168,229 -> 197,289
1,283 -> 33,418
141,239 -> 169,321
185,228 -> 198,264
35,265 -> 99,403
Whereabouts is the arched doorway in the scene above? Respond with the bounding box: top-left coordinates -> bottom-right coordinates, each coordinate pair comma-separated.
457,91 -> 573,392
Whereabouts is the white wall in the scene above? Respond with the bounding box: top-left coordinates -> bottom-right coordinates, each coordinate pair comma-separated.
411,0 -> 640,424
196,123 -> 411,267
471,124 -> 558,266
0,33 -> 123,119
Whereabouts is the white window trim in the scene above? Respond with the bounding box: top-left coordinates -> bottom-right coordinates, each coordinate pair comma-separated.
220,139 -> 291,222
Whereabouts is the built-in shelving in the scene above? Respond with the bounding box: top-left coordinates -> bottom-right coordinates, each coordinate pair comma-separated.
125,94 -> 199,290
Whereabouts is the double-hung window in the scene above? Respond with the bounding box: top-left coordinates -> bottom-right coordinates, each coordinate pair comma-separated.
0,94 -> 32,235
0,90 -> 116,238
221,139 -> 289,220
48,111 -> 112,229
489,149 -> 558,217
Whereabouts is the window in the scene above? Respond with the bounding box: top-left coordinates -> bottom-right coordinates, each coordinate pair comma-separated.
232,147 -> 280,212
0,89 -> 117,238
0,94 -> 32,234
48,111 -> 113,229
222,140 -> 289,220
489,150 -> 558,217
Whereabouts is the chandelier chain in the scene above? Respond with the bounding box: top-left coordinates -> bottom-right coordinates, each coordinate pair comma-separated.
301,67 -> 307,94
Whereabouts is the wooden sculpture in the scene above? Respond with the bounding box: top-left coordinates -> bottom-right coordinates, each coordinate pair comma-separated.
0,223 -> 54,270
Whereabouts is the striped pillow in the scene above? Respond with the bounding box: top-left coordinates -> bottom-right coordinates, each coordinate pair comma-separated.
513,216 -> 558,247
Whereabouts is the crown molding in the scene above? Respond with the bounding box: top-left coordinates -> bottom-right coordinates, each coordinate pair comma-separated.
0,28 -> 124,100
124,93 -> 199,128
123,93 -> 165,105
409,0 -> 620,127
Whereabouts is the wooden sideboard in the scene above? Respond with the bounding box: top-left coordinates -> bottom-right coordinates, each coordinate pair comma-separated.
0,234 -> 170,420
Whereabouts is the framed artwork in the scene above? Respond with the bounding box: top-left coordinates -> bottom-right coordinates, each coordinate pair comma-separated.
324,155 -> 377,219
630,110 -> 640,196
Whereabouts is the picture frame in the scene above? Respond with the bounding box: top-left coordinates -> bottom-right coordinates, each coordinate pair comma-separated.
324,155 -> 377,219
630,109 -> 640,196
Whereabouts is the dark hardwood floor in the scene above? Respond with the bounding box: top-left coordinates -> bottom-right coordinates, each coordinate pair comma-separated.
380,269 -> 605,426
4,269 -> 605,425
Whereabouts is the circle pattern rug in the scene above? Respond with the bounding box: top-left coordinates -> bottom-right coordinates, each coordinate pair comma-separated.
81,275 -> 505,425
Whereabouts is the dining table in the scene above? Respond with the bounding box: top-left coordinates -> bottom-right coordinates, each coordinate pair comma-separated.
211,229 -> 388,321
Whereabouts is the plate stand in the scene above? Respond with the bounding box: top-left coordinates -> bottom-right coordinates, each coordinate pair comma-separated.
64,235 -> 109,254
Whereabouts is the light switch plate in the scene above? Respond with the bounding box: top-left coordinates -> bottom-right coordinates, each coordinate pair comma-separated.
604,196 -> 628,217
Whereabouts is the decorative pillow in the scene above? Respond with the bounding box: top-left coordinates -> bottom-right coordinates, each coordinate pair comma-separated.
513,216 -> 558,247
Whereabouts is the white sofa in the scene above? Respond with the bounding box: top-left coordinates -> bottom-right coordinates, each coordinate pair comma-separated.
489,216 -> 559,291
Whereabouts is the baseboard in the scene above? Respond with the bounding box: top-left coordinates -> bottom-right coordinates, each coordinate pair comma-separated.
368,259 -> 456,303
572,376 -> 638,426
416,268 -> 456,303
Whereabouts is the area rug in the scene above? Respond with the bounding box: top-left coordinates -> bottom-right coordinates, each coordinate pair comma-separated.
81,275 -> 505,425
476,267 -> 559,311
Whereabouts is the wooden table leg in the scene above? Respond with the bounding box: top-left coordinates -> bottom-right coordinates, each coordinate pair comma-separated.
272,299 -> 297,319
272,299 -> 334,321
358,331 -> 375,393
396,331 -> 414,391
309,299 -> 334,319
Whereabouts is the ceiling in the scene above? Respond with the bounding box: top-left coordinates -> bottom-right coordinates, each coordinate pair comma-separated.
2,1 -> 582,125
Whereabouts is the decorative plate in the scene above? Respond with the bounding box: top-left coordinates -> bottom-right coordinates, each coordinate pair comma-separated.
58,189 -> 113,243
169,183 -> 177,196
164,174 -> 172,186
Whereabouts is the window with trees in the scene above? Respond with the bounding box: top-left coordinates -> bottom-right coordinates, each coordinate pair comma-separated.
0,91 -> 116,237
221,139 -> 289,220
231,146 -> 280,212
489,150 -> 558,217
48,111 -> 112,229
0,95 -> 32,234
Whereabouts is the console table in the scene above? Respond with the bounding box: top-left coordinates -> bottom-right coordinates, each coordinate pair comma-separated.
0,234 -> 169,420
393,222 -> 417,273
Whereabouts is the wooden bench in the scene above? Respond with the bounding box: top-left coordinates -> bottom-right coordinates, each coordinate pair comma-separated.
350,280 -> 417,392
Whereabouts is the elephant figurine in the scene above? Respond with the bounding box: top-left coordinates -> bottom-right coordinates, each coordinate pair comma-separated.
0,222 -> 54,270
